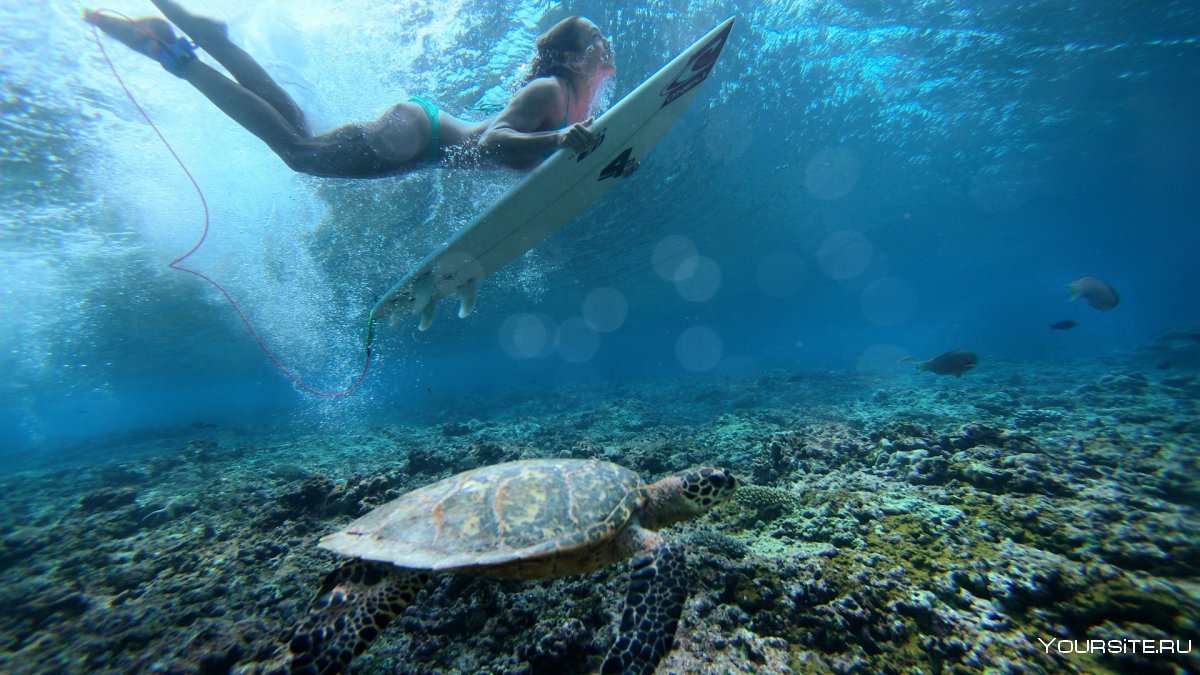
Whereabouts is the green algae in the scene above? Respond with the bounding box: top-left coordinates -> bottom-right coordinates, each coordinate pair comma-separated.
727,482 -> 1200,674
1062,579 -> 1194,635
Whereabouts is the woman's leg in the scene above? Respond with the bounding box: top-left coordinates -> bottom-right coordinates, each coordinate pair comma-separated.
149,0 -> 309,135
86,9 -> 430,177
85,12 -> 309,163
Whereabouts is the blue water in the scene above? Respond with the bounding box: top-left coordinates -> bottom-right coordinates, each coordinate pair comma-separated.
2,0 -> 1198,460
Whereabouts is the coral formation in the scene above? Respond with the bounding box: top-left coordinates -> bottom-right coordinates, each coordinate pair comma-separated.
0,356 -> 1197,673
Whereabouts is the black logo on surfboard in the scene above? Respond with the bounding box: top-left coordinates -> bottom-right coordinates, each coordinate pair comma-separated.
599,148 -> 640,180
660,21 -> 733,108
576,129 -> 607,162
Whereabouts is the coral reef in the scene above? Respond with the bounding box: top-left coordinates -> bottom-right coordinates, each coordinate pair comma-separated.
0,356 -> 1197,673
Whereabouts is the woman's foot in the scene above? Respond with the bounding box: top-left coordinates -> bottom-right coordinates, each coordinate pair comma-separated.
83,10 -> 176,59
150,0 -> 229,48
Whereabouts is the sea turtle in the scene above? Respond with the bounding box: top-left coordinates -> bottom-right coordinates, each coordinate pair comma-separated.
269,458 -> 736,674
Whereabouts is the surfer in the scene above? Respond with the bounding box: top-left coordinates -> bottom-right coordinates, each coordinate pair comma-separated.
84,1 -> 616,178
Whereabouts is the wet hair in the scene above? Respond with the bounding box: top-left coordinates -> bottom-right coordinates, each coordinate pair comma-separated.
526,16 -> 587,82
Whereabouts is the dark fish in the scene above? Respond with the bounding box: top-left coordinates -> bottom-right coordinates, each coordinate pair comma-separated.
904,349 -> 979,377
1068,276 -> 1119,310
1050,320 -> 1078,330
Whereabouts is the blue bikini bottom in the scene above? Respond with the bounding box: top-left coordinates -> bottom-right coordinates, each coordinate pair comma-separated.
408,96 -> 441,164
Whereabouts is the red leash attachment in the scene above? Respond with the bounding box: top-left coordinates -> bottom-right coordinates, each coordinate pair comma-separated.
88,9 -> 373,397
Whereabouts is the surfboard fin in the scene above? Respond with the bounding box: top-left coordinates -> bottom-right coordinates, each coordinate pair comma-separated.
457,279 -> 478,319
418,301 -> 435,331
412,272 -> 437,331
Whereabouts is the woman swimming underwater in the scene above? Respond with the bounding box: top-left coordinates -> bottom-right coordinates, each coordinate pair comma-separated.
85,1 -> 617,178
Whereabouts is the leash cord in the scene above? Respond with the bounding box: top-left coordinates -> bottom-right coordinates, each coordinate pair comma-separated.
88,9 -> 374,398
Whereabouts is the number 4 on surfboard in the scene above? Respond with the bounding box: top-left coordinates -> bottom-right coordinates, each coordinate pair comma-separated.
371,17 -> 736,331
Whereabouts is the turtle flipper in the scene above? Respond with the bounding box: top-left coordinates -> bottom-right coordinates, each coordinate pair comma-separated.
285,560 -> 429,674
601,541 -> 688,675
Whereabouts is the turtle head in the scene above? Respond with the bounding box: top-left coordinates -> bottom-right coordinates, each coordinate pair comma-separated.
643,467 -> 737,530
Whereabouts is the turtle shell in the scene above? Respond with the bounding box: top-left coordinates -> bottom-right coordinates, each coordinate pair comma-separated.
319,459 -> 646,573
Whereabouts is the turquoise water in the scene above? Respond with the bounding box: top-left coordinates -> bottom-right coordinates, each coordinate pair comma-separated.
0,2 -> 1198,672
3,0 -> 1194,456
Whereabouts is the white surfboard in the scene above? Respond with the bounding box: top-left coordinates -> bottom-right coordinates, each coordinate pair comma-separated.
370,17 -> 735,332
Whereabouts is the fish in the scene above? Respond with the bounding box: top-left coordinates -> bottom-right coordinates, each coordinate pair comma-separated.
900,350 -> 979,377
1067,276 -> 1119,310
1050,320 -> 1078,330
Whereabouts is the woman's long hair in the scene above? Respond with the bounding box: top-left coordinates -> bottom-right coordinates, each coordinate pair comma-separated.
526,16 -> 584,82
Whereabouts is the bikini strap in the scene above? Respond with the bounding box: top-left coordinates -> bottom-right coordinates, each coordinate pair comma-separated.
562,80 -> 572,129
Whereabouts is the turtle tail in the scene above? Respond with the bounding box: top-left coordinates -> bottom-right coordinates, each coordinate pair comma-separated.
601,540 -> 688,675
284,560 -> 429,674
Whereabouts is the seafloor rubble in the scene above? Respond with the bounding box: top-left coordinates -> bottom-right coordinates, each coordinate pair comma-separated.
0,354 -> 1197,674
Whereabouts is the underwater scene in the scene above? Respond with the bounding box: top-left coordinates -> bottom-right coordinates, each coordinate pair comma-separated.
2,0 -> 1199,672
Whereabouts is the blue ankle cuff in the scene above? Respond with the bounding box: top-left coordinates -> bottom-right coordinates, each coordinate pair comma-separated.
156,37 -> 197,77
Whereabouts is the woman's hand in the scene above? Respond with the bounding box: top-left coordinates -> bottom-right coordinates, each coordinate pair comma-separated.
557,118 -> 596,154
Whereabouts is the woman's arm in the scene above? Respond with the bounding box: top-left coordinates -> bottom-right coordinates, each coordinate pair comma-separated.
478,78 -> 593,168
